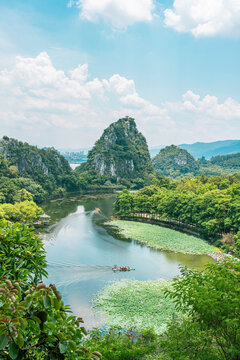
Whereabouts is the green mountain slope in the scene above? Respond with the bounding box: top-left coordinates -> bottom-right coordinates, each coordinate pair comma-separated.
152,145 -> 199,178
0,136 -> 73,194
82,117 -> 153,183
210,152 -> 240,169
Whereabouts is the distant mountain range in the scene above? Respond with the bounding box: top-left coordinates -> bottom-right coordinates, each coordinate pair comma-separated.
178,140 -> 240,159
149,140 -> 240,160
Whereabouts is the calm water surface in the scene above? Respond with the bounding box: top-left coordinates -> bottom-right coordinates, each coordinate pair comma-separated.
42,195 -> 213,328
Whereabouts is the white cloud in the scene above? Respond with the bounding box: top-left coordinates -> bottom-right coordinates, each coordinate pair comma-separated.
103,74 -> 136,95
1,52 -> 240,148
168,90 -> 240,120
0,52 -> 169,147
69,64 -> 89,83
165,90 -> 240,144
164,0 -> 240,37
69,0 -> 155,28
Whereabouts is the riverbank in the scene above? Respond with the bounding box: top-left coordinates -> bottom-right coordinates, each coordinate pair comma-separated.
93,278 -> 181,334
107,220 -> 220,255
118,214 -> 219,240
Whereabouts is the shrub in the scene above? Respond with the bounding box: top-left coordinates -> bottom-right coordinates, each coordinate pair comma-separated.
0,220 -> 47,283
165,259 -> 240,359
0,201 -> 43,223
0,278 -> 100,359
85,327 -> 157,360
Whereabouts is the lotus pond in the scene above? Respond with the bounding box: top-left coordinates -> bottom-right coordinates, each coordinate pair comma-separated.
107,220 -> 219,255
93,279 -> 181,334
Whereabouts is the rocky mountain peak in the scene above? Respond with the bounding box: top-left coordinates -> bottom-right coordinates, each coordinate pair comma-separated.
84,117 -> 153,182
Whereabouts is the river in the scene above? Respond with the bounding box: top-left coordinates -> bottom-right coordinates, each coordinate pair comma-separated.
42,194 -> 213,329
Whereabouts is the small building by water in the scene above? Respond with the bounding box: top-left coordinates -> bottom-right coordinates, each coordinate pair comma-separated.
34,213 -> 50,227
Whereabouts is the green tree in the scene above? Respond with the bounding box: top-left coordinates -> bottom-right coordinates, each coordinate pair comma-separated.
114,190 -> 133,215
14,189 -> 33,203
0,201 -> 43,223
165,259 -> 240,360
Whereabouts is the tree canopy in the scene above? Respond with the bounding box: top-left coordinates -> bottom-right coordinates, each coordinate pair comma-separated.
114,175 -> 240,255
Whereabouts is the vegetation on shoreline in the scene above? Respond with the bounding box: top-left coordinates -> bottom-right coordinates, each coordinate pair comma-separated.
93,279 -> 181,334
107,220 -> 218,254
158,260 -> 240,360
114,174 -> 240,256
0,200 -> 43,223
0,220 -> 100,359
0,120 -> 158,202
85,327 -> 159,360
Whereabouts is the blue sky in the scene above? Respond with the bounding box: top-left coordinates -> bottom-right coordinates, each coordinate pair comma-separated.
0,0 -> 240,148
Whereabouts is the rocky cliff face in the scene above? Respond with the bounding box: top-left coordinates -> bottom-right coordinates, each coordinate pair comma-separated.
85,117 -> 153,181
0,136 -> 71,184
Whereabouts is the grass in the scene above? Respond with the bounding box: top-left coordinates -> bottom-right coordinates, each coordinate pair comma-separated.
107,220 -> 219,255
93,279 -> 180,334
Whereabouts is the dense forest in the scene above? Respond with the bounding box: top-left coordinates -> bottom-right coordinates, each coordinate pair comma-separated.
0,137 -> 82,223
153,145 -> 240,179
114,174 -> 240,256
211,152 -> 240,169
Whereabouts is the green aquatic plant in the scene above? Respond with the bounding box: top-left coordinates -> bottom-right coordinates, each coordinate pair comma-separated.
108,220 -> 219,255
93,279 -> 181,334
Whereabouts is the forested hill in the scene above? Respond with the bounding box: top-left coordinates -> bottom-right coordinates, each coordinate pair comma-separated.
153,144 -> 240,179
0,136 -> 76,200
0,136 -> 71,177
152,145 -> 199,177
211,152 -> 240,169
78,117 -> 153,186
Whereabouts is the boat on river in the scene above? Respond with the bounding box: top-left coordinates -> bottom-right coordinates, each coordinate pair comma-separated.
112,265 -> 135,272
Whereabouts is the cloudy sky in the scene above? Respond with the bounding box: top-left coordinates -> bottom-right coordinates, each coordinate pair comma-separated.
0,0 -> 240,149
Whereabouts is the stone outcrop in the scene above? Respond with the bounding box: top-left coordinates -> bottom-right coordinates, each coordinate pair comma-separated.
0,136 -> 71,182
85,117 -> 153,181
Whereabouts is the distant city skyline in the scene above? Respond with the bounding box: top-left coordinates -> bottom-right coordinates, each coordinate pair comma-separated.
0,0 -> 240,148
